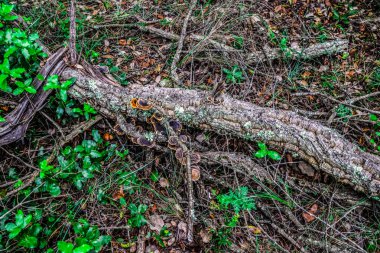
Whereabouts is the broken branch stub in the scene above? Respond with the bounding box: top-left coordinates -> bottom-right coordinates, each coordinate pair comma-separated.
62,68 -> 380,196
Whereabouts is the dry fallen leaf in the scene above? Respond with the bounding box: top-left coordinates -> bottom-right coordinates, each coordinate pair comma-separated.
112,186 -> 124,200
199,229 -> 211,243
118,39 -> 127,46
247,225 -> 262,234
159,178 -> 169,188
302,203 -> 318,223
149,215 -> 165,232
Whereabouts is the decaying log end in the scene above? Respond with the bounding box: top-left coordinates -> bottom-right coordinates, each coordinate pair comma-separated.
62,67 -> 380,196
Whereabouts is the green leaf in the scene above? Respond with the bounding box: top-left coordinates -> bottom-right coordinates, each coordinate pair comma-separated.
15,210 -> 24,227
267,150 -> 281,161
119,197 -> 127,206
9,227 -> 22,239
22,214 -> 32,228
58,241 -> 74,253
0,74 -> 11,93
73,244 -> 92,253
25,86 -> 37,94
30,224 -> 42,236
257,142 -> 267,151
12,87 -> 24,96
254,149 -> 267,159
5,223 -> 17,232
369,114 -> 378,122
59,89 -> 68,102
0,115 -> 6,122
48,183 -> 61,196
18,235 -> 38,248
21,48 -> 30,60
90,150 -> 103,158
92,235 -> 111,252
10,68 -> 25,78
92,130 -> 102,143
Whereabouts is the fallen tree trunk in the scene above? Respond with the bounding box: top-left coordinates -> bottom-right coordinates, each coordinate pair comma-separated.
62,67 -> 380,196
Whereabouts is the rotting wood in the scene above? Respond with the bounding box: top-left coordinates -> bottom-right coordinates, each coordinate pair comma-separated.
61,67 -> 380,195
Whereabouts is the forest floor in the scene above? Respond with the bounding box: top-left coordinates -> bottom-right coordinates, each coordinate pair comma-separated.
1,0 -> 380,252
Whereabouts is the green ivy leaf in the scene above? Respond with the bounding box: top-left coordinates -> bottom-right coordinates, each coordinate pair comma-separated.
73,244 -> 92,253
58,241 -> 74,253
9,227 -> 22,239
18,235 -> 38,248
267,150 -> 281,161
369,114 -> 378,122
254,149 -> 267,159
21,48 -> 30,60
15,210 -> 24,227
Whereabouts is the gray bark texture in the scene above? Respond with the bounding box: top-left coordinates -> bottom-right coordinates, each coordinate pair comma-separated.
62,67 -> 380,196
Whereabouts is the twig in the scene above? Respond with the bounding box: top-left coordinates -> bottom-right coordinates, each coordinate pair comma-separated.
136,226 -> 147,253
39,111 -> 64,137
69,0 -> 77,64
170,0 -> 197,85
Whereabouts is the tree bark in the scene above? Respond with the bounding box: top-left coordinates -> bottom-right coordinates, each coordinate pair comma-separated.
62,67 -> 380,196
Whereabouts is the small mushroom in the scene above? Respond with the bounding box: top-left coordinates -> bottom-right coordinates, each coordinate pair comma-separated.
137,137 -> 154,148
168,136 -> 179,147
175,148 -> 187,165
103,133 -> 114,141
126,118 -> 136,125
190,153 -> 201,164
135,125 -> 144,132
130,98 -> 138,109
169,120 -> 182,132
137,99 -> 153,110
113,124 -> 124,135
130,137 -> 139,144
151,118 -> 166,134
179,135 -> 189,143
168,136 -> 179,150
191,166 -> 201,181
152,112 -> 163,121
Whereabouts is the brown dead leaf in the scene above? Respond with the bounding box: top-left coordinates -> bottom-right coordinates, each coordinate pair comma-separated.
159,178 -> 169,188
302,203 -> 318,223
149,215 -> 165,232
199,229 -> 211,243
247,225 -> 262,234
102,54 -> 114,59
119,39 -> 127,46
112,186 -> 124,200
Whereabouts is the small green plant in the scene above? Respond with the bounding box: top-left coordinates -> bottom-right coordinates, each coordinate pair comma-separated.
57,219 -> 111,253
159,18 -> 171,26
223,65 -> 244,84
0,4 -> 46,95
369,67 -> 380,88
5,210 -> 42,249
38,160 -> 61,196
217,186 -> 256,213
254,142 -> 281,161
332,5 -> 358,27
211,228 -> 232,249
369,114 -> 380,152
335,104 -> 352,122
127,203 -> 148,228
72,103 -> 97,120
0,110 -> 5,122
44,74 -> 76,103
231,35 -> 244,49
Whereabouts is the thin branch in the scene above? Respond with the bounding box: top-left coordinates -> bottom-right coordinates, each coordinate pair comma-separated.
170,0 -> 197,85
69,0 -> 77,64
